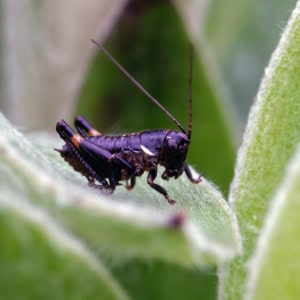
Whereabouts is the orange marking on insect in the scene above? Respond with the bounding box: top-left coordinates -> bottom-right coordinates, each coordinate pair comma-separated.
88,129 -> 101,136
71,134 -> 83,148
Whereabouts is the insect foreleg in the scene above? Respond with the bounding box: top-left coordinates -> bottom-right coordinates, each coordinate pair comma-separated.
147,168 -> 176,205
184,163 -> 202,184
74,115 -> 101,137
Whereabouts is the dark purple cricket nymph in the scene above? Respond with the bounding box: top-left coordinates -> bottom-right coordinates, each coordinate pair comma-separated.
55,40 -> 202,205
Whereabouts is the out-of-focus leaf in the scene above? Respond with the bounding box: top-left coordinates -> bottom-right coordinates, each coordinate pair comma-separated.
206,0 -> 297,122
0,194 -> 128,300
244,145 -> 300,300
220,2 -> 300,299
0,113 -> 240,268
112,259 -> 218,300
1,0 -> 128,130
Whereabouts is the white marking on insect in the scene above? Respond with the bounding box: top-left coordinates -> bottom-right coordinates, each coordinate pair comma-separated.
141,145 -> 155,156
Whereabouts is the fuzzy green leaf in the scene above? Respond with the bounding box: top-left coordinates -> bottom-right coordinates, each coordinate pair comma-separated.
0,113 -> 240,269
0,194 -> 128,300
220,2 -> 300,299
244,145 -> 300,299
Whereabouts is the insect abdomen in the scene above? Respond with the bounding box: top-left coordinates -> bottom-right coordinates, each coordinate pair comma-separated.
86,130 -> 167,155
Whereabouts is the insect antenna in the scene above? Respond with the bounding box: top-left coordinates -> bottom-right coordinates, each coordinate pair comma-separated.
187,44 -> 193,140
91,39 -> 187,135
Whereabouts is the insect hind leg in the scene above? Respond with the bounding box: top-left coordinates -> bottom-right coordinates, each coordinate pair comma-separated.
147,169 -> 175,205
74,115 -> 101,137
56,120 -> 113,192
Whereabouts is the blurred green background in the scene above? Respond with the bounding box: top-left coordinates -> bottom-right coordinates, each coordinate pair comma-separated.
0,0 -> 296,193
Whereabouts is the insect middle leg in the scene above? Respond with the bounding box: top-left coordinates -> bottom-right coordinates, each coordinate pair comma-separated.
147,168 -> 176,205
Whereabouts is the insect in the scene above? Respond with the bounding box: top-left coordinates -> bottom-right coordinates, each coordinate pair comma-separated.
55,39 -> 202,205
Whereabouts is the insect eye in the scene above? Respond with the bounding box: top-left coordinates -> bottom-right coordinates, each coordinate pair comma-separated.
167,138 -> 179,152
166,134 -> 189,153
179,139 -> 185,146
